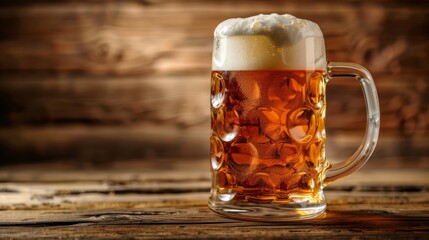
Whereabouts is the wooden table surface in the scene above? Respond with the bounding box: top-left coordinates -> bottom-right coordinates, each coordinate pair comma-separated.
0,160 -> 428,239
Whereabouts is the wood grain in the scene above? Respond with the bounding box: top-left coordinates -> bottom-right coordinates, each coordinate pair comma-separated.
0,73 -> 427,133
0,0 -> 428,162
0,166 -> 427,238
0,125 -> 428,166
0,1 -> 427,237
0,1 -> 427,75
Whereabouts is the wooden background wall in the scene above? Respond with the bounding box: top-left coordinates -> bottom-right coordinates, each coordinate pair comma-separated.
0,0 -> 428,168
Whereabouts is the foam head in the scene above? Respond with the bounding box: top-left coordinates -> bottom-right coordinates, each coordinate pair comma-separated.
212,14 -> 327,71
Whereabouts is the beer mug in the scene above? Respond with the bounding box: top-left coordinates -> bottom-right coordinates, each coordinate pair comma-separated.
209,14 -> 380,221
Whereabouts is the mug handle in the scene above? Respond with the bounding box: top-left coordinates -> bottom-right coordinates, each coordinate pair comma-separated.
324,62 -> 380,184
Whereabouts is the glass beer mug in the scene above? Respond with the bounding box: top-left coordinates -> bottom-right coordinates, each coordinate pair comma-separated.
209,14 -> 380,221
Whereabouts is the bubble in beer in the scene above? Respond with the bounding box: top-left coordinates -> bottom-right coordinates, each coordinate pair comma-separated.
287,107 -> 316,143
307,72 -> 325,109
210,136 -> 224,170
211,72 -> 226,108
215,108 -> 240,142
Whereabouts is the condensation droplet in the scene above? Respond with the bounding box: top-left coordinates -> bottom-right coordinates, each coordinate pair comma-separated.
287,107 -> 316,143
210,136 -> 224,170
211,72 -> 226,108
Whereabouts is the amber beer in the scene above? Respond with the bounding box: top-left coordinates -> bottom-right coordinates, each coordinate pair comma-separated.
209,13 -> 380,221
210,70 -> 328,203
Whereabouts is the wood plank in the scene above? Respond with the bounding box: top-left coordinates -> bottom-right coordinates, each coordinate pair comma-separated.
0,0 -> 427,164
0,74 -> 210,127
0,74 -> 427,134
0,1 -> 427,74
0,169 -> 427,211
0,125 -> 210,164
0,124 -> 428,165
0,168 -> 427,238
0,223 -> 427,239
0,163 -> 427,183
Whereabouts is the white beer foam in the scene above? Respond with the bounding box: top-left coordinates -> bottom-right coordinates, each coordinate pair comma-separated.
212,14 -> 327,71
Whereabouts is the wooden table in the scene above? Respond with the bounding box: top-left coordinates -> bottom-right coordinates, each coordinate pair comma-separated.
0,160 -> 428,239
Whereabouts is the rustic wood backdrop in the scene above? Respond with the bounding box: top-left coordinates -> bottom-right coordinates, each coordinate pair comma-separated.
0,0 -> 428,167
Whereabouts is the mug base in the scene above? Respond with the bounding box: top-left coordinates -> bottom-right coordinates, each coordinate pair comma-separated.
208,200 -> 326,222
